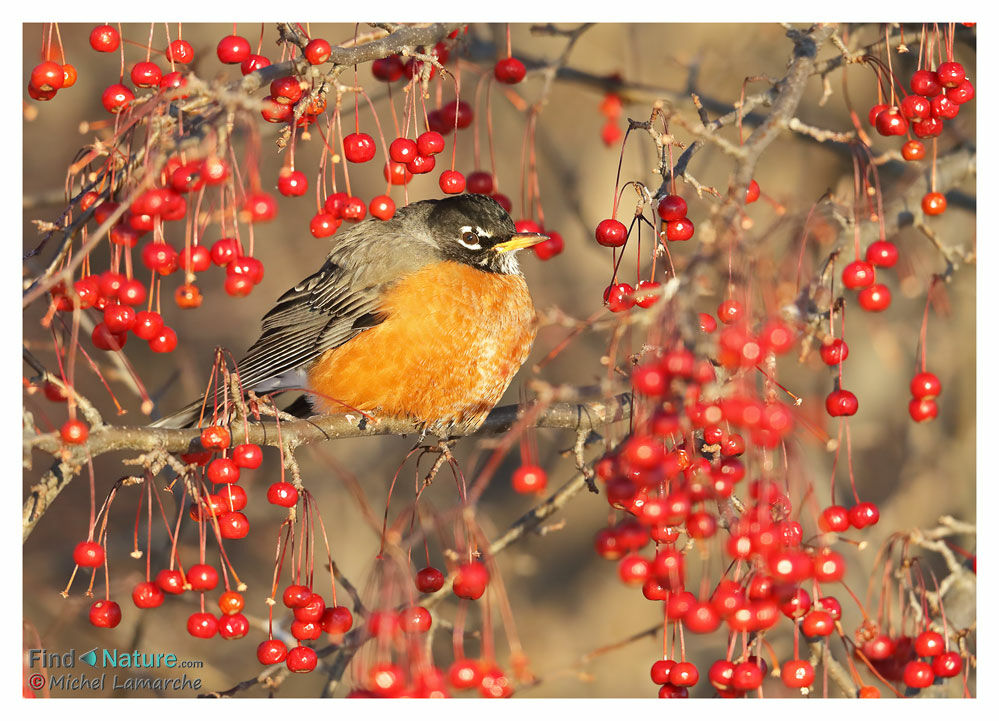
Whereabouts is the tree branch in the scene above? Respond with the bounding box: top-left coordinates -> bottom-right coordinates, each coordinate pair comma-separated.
23,394 -> 632,542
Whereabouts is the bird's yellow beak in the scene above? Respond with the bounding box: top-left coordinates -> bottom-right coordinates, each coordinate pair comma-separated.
494,232 -> 548,253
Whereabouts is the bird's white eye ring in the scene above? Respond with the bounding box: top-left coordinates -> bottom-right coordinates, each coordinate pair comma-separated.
460,230 -> 481,249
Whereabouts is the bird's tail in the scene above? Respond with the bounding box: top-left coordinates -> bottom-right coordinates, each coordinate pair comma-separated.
148,399 -> 210,429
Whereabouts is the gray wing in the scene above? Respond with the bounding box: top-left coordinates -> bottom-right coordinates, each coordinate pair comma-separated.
230,259 -> 387,391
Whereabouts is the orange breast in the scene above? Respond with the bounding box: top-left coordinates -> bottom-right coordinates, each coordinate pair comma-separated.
306,261 -> 536,435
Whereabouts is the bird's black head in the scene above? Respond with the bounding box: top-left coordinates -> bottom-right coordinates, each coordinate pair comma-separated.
423,194 -> 546,274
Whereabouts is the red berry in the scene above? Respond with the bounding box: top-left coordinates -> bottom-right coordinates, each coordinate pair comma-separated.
241,54 -> 270,75
912,116 -> 943,138
257,639 -> 287,665
901,140 -> 926,161
910,69 -> 942,97
369,662 -> 406,696
900,94 -> 931,121
320,605 -> 353,634
453,560 -> 489,600
932,651 -> 962,677
60,419 -> 89,444
187,563 -> 219,591
310,212 -> 340,238
922,191 -> 947,216
216,35 -> 250,64
90,323 -> 128,351
166,39 -> 194,64
731,662 -> 764,691
207,457 -> 240,486
819,505 -> 850,533
903,660 -> 934,688
874,107 -> 908,136
73,540 -> 105,567
389,137 -> 418,164
218,484 -> 247,512
915,630 -> 945,657
232,443 -> 262,468
342,196 -> 367,221
218,510 -> 249,538
129,60 -> 163,88
62,63 -> 78,88
89,25 -> 120,52
439,169 -> 466,194
27,83 -> 56,101
270,76 -> 302,105
89,599 -> 122,628
159,71 -> 188,96
343,132 -> 376,163
533,231 -> 563,260
384,160 -> 413,185
625,279 -> 658,308
936,61 -> 966,88
186,611 -> 217,638
179,244 -> 211,272
657,194 -> 687,221
218,612 -> 249,640
132,581 -> 165,609
825,389 -> 858,417
372,55 -> 405,82
819,338 -> 849,365
277,169 -> 308,197
910,371 -> 942,399
848,502 -> 880,529
200,425 -> 230,449
494,57 -> 526,84
102,83 -> 134,114
512,465 -> 547,494
267,481 -> 299,507
400,606 -> 432,633
595,218 -> 627,247
283,584 -> 312,609
858,283 -> 891,312
868,103 -> 888,125
745,179 -> 761,203
781,659 -> 815,688
605,283 -> 635,313
286,645 -> 317,673
440,100 -> 474,130
304,38 -> 332,65
813,549 -> 846,582
669,661 -> 699,687
866,240 -> 899,267
417,131 -> 445,156
244,191 -> 277,222
461,170 -> 491,194
931,94 -> 960,119
842,260 -> 875,289
31,61 -> 65,92
664,217 -> 695,241
133,311 -> 164,340
683,600 -> 721,633
909,397 -> 939,422
801,610 -> 835,638
717,298 -> 744,324
416,566 -> 445,593
946,79 -> 975,105
407,153 -> 436,175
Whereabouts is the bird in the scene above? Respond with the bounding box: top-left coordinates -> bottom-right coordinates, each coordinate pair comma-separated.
152,193 -> 547,437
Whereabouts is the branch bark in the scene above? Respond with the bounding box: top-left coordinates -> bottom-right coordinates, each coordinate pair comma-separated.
23,394 -> 632,542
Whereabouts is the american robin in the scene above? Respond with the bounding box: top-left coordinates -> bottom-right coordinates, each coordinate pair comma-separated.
152,194 -> 547,436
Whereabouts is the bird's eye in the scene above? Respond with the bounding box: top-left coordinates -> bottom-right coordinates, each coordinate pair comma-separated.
460,231 -> 481,249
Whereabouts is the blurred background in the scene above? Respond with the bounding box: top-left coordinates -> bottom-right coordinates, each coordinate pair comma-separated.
23,23 -> 975,697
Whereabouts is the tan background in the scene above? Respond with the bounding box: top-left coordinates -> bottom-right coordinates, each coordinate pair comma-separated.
23,23 -> 975,697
